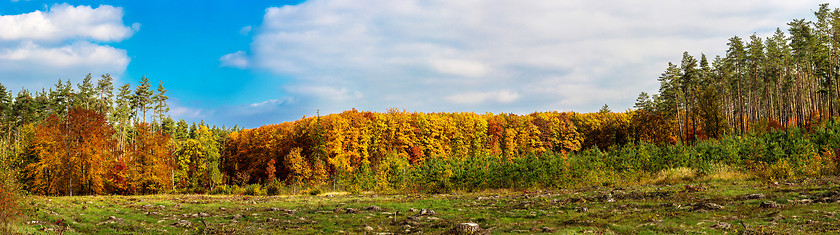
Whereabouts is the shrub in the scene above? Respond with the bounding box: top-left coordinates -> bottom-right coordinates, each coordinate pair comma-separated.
242,184 -> 264,196
209,185 -> 231,195
265,179 -> 282,196
0,155 -> 22,234
374,152 -> 410,193
305,187 -> 321,196
230,184 -> 243,195
408,157 -> 456,193
347,163 -> 375,194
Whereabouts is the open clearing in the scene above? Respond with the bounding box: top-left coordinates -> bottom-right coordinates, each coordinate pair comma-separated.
15,177 -> 840,234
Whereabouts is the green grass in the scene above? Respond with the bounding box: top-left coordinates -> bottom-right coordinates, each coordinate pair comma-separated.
10,176 -> 840,234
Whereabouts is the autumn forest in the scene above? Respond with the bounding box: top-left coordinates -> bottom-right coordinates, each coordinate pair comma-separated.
7,4 -> 840,200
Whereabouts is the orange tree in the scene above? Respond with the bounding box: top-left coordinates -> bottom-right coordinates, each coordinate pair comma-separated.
26,107 -> 115,196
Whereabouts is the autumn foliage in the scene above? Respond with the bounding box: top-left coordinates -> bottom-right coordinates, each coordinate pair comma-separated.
223,109 -> 584,186
24,107 -> 172,195
26,108 -> 115,195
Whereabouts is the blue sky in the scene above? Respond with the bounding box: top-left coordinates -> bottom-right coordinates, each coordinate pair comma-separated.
0,0 -> 833,128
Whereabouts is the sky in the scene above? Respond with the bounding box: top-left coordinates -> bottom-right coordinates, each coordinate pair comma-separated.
0,0 -> 835,128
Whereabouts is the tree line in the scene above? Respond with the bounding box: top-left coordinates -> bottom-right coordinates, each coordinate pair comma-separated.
0,75 -> 238,196
640,3 -> 840,141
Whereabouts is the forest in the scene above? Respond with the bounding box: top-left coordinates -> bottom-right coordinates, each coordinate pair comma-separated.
3,3 -> 840,199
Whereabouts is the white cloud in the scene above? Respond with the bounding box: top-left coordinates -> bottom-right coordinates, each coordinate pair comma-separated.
0,41 -> 128,68
0,4 -> 135,90
170,103 -> 207,120
220,51 -> 249,68
228,0 -> 829,117
250,98 -> 293,108
447,91 -> 519,104
240,25 -> 252,35
0,3 -> 135,42
430,58 -> 489,77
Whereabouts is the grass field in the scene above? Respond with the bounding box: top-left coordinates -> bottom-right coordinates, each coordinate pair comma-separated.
13,176 -> 840,234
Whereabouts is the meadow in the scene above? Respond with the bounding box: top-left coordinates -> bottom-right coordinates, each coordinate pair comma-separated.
13,175 -> 840,234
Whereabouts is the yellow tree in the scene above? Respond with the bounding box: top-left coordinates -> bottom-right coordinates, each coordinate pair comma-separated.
127,123 -> 173,194
285,147 -> 311,186
26,115 -> 64,195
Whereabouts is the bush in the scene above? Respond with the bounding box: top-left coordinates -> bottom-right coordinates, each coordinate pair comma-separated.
305,187 -> 321,196
209,185 -> 231,195
413,157 -> 454,193
265,179 -> 282,196
347,163 -> 375,194
242,184 -> 264,196
0,155 -> 22,234
374,152 -> 410,193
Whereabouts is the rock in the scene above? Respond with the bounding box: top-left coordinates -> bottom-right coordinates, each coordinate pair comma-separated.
702,203 -> 724,210
366,205 -> 383,211
346,208 -> 360,214
796,199 -> 813,204
364,226 -> 374,232
746,194 -> 765,199
409,208 -> 419,213
760,201 -> 780,209
451,223 -> 481,234
541,227 -> 556,233
232,214 -> 243,219
268,207 -> 281,211
401,216 -> 422,226
172,220 -> 192,227
198,212 -> 210,217
684,184 -> 707,192
576,207 -> 588,213
418,208 -> 436,216
103,216 -> 125,224
711,222 -> 732,229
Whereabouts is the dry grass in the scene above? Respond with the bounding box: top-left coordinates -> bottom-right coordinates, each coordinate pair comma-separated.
649,167 -> 697,185
701,165 -> 752,182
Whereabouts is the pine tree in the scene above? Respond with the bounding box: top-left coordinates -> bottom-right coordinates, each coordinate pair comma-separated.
76,74 -> 95,110
95,74 -> 114,116
151,81 -> 169,124
132,76 -> 153,123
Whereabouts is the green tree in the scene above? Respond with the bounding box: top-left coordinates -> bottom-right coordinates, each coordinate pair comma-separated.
95,74 -> 114,116
75,74 -> 95,110
151,80 -> 169,124
132,76 -> 153,123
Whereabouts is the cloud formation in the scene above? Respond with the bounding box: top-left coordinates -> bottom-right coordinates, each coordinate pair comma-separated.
220,51 -> 249,68
227,0 -> 824,122
0,4 -> 135,90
